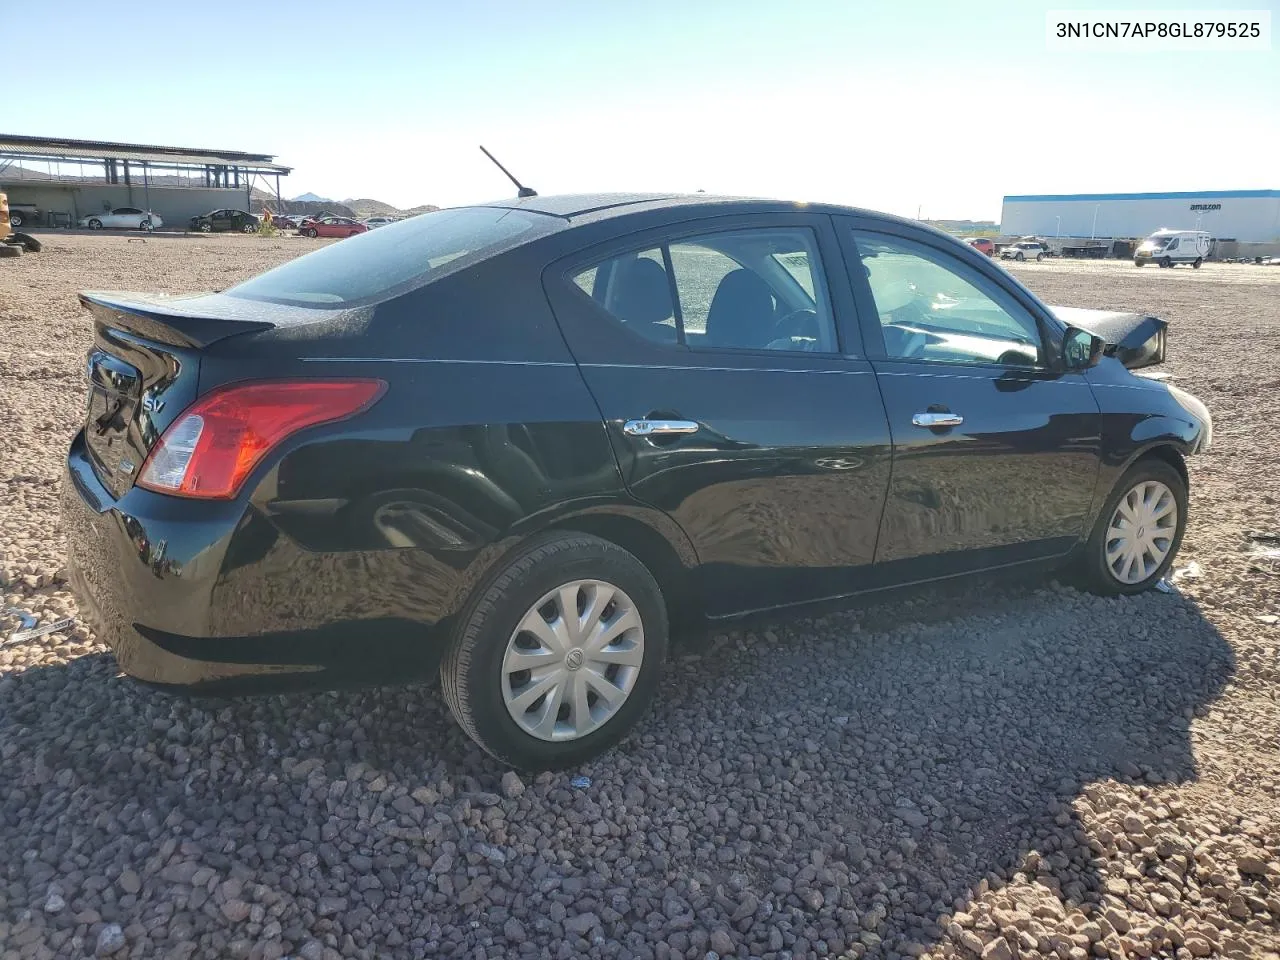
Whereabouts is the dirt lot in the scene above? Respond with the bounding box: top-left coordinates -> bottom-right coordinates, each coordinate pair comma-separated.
1,236 -> 1278,960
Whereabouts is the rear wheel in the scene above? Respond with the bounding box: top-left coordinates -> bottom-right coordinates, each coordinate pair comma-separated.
1075,459 -> 1187,596
242,222 -> 256,233
305,227 -> 318,238
141,219 -> 153,232
1015,252 -> 1025,261
441,533 -> 668,769
12,232 -> 40,252
88,219 -> 103,230
1036,252 -> 1045,262
0,243 -> 20,258
1134,259 -> 1145,267
1193,258 -> 1202,269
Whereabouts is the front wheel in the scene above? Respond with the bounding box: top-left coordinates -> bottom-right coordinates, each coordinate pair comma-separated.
1075,459 -> 1187,596
87,219 -> 103,230
1134,259 -> 1145,267
1193,258 -> 1202,269
242,222 -> 256,233
199,222 -> 212,232
441,533 -> 668,769
1160,257 -> 1172,268
305,227 -> 318,238
1015,252 -> 1025,261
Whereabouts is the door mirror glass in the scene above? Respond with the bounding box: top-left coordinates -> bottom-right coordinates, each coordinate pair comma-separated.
1062,326 -> 1105,370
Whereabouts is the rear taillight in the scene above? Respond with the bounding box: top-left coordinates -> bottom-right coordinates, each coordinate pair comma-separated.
137,379 -> 385,499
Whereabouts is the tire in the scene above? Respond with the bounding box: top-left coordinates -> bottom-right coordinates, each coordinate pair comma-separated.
1193,258 -> 1202,269
0,243 -> 20,258
441,532 -> 668,770
305,228 -> 318,238
1160,257 -> 1171,268
1075,458 -> 1188,596
9,212 -> 22,228
141,220 -> 153,232
1134,259 -> 1144,267
1036,252 -> 1044,262
242,222 -> 256,233
12,232 -> 40,252
1015,252 -> 1025,261
88,219 -> 103,230
199,222 -> 212,232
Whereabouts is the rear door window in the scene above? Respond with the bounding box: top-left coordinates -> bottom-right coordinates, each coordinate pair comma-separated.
227,206 -> 550,306
568,227 -> 838,353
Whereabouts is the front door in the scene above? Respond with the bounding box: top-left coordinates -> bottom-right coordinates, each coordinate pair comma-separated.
546,214 -> 893,617
839,221 -> 1102,575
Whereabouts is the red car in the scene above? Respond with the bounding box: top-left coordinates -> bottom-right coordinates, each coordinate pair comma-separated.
964,237 -> 995,257
301,216 -> 368,239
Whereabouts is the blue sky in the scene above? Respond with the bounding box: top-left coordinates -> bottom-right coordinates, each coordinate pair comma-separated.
10,0 -> 1277,219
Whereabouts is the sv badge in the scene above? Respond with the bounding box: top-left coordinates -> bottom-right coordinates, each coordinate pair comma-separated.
141,393 -> 165,414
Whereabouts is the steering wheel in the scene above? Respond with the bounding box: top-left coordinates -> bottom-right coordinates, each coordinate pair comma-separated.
767,308 -> 822,351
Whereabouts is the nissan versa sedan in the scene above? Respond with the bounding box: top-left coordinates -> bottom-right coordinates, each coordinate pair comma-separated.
62,193 -> 1212,769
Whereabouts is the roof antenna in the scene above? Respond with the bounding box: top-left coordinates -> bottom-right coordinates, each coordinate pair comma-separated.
479,145 -> 537,198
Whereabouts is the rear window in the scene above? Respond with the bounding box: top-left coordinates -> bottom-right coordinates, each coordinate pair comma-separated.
227,206 -> 549,307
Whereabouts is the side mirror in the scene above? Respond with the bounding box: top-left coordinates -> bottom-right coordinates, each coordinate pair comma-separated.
1063,326 -> 1105,370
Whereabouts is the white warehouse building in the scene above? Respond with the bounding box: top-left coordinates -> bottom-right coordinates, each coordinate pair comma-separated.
1001,190 -> 1280,243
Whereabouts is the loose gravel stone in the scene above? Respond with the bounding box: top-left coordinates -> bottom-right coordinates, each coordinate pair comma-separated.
2,243 -> 1279,959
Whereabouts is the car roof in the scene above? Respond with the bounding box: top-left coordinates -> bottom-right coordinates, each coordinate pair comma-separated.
475,192 -> 925,230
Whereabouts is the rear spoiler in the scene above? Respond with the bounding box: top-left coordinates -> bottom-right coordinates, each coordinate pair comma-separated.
80,291 -> 273,349
1048,305 -> 1168,369
79,290 -> 371,349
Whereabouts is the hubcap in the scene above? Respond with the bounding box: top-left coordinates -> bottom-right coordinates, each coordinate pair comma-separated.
1105,480 -> 1178,584
501,579 -> 644,742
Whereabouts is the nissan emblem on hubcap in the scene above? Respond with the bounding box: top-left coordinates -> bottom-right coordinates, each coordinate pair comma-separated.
564,648 -> 585,670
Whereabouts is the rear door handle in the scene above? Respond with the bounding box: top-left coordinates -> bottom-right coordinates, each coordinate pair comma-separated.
623,419 -> 699,437
912,411 -> 964,428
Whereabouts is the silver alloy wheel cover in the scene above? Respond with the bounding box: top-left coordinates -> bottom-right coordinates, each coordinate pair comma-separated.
501,579 -> 644,742
1105,479 -> 1178,584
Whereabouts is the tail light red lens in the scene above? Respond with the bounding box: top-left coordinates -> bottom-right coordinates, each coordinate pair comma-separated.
137,379 -> 385,499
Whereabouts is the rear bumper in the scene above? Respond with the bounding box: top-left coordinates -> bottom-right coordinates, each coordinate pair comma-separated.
61,431 -> 444,691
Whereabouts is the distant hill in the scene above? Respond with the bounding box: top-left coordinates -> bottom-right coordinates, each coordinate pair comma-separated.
341,197 -> 441,219
291,192 -> 331,203
923,219 -> 1001,237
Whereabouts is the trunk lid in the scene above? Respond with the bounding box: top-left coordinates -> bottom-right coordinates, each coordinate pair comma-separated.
77,291 -> 282,499
77,290 -> 375,498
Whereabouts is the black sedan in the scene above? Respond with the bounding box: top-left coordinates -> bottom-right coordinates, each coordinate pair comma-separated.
189,208 -> 259,233
62,194 -> 1212,769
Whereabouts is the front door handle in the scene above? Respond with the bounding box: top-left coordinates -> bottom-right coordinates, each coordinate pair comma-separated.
623,419 -> 700,437
912,411 -> 964,428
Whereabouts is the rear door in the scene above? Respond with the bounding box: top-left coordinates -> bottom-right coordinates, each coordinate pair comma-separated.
838,219 -> 1102,575
545,213 -> 893,617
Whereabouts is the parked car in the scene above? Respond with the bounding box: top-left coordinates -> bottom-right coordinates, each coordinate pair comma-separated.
189,209 -> 260,233
1002,241 -> 1047,262
7,202 -> 41,228
62,193 -> 1212,768
964,237 -> 995,257
302,216 -> 368,238
78,208 -> 162,231
363,216 -> 398,228
1133,229 -> 1213,268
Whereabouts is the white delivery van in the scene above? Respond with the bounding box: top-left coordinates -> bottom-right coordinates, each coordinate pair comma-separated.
1133,229 -> 1214,268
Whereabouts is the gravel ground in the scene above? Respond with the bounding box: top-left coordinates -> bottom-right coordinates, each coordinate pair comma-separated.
2,236 -> 1278,960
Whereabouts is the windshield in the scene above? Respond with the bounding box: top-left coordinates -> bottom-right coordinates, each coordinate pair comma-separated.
1143,236 -> 1171,249
228,207 -> 549,307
